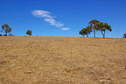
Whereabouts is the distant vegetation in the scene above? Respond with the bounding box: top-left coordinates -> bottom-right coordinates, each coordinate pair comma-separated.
0,24 -> 32,36
1,24 -> 12,36
123,33 -> 126,38
0,21 -> 125,38
26,30 -> 32,36
80,20 -> 112,38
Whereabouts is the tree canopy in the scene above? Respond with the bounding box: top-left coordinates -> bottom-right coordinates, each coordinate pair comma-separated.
80,20 -> 112,38
1,24 -> 12,36
26,30 -> 32,36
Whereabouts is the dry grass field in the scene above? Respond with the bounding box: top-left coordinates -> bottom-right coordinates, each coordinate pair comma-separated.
0,36 -> 126,84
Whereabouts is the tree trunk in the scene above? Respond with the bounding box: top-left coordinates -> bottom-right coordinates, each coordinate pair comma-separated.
101,31 -> 105,38
93,28 -> 96,38
5,32 -> 7,36
86,34 -> 89,37
103,31 -> 105,39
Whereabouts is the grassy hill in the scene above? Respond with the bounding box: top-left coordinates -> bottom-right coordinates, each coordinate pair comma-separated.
0,36 -> 126,84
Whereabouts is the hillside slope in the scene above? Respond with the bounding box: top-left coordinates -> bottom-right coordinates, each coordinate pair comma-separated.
0,36 -> 126,84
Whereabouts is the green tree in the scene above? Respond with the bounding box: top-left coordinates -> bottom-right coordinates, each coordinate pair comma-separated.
26,30 -> 32,36
97,22 -> 112,38
79,27 -> 91,37
84,28 -> 89,37
123,33 -> 126,38
1,24 -> 12,36
79,29 -> 85,37
89,20 -> 100,38
86,25 -> 92,37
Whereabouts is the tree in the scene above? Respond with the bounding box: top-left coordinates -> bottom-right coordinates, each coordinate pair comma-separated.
84,28 -> 89,37
1,24 -> 12,36
89,20 -> 100,38
26,30 -> 32,36
81,20 -> 112,38
97,22 -> 112,38
86,25 -> 92,37
79,29 -> 85,37
123,33 -> 126,38
79,27 -> 91,37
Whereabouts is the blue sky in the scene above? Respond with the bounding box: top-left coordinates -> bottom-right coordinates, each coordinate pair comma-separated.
0,0 -> 126,37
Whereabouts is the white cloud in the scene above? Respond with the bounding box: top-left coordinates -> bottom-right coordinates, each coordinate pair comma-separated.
61,27 -> 70,31
32,10 -> 70,31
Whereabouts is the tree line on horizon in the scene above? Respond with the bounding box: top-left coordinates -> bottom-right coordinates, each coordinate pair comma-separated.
79,20 -> 113,38
0,24 -> 32,36
0,21 -> 126,38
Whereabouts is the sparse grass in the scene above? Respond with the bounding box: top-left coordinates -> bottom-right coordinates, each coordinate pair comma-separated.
0,36 -> 126,84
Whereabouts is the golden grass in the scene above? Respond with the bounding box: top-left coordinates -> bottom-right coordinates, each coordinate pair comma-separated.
0,36 -> 126,84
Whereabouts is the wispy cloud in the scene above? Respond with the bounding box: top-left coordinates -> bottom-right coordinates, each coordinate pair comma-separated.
61,27 -> 70,31
32,10 -> 70,31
